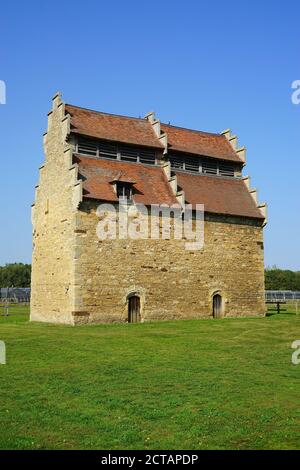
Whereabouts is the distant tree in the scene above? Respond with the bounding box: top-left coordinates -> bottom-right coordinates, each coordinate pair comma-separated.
265,268 -> 300,291
0,263 -> 31,288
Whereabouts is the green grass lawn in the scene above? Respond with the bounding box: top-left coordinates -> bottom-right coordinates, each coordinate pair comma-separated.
0,306 -> 299,450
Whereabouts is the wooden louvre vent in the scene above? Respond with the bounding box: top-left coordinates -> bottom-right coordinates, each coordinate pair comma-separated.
219,164 -> 235,177
76,138 -> 236,177
77,137 -> 156,165
169,153 -> 236,178
202,161 -> 218,175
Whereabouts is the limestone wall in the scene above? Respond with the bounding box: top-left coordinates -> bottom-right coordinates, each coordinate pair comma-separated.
71,200 -> 265,324
30,94 -> 80,324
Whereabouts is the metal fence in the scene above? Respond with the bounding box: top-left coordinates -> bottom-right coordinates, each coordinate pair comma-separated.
0,288 -> 31,303
1,288 -> 299,306
265,290 -> 300,302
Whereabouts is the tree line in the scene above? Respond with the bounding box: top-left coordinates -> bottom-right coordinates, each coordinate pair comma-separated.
0,263 -> 31,288
0,263 -> 299,291
265,267 -> 300,291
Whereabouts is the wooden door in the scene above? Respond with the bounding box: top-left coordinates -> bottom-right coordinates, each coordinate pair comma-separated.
213,294 -> 222,318
128,296 -> 140,323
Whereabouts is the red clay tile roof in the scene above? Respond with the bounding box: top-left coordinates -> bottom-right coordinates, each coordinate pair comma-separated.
161,123 -> 241,162
66,104 -> 163,149
67,104 -> 261,219
66,104 -> 243,163
75,155 -> 262,219
176,172 -> 264,219
75,155 -> 178,206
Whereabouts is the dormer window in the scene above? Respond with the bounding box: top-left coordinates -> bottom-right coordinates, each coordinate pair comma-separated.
117,182 -> 133,201
110,175 -> 137,202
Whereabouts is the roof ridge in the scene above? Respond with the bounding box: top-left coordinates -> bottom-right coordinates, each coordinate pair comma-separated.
66,104 -> 224,138
65,103 -> 146,123
161,122 -> 224,138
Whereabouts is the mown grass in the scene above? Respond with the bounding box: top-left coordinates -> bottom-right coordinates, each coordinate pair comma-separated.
0,306 -> 299,450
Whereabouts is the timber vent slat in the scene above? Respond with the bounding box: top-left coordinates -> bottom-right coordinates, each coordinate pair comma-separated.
77,137 -> 156,164
170,153 -> 236,178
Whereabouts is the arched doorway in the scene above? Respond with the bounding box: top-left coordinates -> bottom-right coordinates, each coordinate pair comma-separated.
128,295 -> 141,323
213,294 -> 222,318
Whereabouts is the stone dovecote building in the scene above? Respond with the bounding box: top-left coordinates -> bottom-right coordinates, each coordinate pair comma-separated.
30,93 -> 267,325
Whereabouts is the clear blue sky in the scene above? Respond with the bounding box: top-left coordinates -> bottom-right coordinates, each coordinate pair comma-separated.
0,0 -> 299,269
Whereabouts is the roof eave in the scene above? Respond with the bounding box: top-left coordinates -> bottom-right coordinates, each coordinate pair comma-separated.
69,130 -> 164,150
